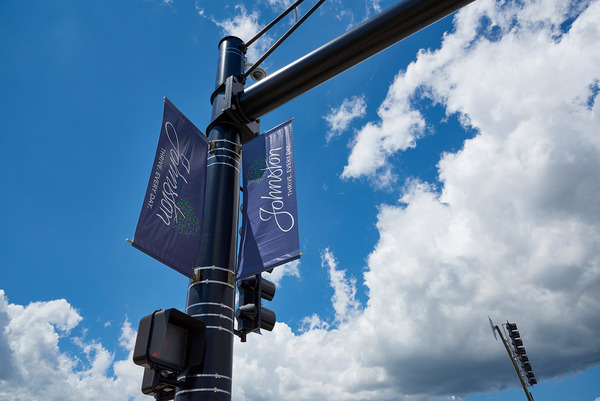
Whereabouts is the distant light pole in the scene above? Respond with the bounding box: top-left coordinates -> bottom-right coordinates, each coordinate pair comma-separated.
489,318 -> 537,401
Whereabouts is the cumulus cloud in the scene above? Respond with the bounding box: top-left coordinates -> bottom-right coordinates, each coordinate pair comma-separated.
233,0 -> 600,399
268,259 -> 301,287
3,0 -> 599,400
321,248 -> 361,324
367,0 -> 383,16
265,0 -> 295,10
208,5 -> 261,43
344,0 -> 600,187
323,95 -> 367,142
0,290 -> 144,401
196,0 -> 287,63
341,90 -> 426,186
197,4 -> 273,63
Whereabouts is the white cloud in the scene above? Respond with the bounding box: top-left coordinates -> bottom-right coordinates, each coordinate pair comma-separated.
341,89 -> 426,185
332,0 -> 382,26
265,0 -> 294,10
0,290 -> 145,401
321,248 -> 361,324
197,4 -> 273,63
323,95 -> 367,142
3,0 -> 599,400
343,0 -> 600,187
233,315 -> 392,401
233,0 -> 600,399
209,5 -> 261,43
300,313 -> 330,332
367,0 -> 383,16
267,259 -> 301,287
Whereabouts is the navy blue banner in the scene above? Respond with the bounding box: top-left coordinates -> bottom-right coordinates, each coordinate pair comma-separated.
132,98 -> 208,277
237,119 -> 301,280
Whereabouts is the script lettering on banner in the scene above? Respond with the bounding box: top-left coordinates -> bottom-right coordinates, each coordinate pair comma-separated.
131,98 -> 208,277
237,119 -> 301,280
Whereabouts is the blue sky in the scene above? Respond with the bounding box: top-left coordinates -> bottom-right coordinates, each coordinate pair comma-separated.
1,0 -> 599,400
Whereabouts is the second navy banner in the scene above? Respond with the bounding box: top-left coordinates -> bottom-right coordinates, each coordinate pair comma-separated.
237,119 -> 301,280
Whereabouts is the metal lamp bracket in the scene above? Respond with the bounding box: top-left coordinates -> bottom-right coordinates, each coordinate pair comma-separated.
207,75 -> 260,144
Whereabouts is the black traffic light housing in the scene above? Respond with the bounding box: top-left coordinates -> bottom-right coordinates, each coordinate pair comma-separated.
141,367 -> 181,401
235,274 -> 276,341
133,308 -> 206,374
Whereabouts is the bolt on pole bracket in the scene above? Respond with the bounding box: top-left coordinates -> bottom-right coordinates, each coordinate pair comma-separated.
207,75 -> 260,144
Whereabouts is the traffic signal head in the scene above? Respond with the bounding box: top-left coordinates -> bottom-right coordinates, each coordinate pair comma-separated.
133,308 -> 206,374
141,368 -> 176,400
236,274 -> 276,339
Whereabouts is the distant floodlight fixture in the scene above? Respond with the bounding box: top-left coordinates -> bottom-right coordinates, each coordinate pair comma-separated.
506,322 -> 518,331
515,346 -> 527,356
490,319 -> 536,401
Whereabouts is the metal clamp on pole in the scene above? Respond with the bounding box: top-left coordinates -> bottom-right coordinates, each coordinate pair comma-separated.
208,139 -> 242,156
207,75 -> 260,144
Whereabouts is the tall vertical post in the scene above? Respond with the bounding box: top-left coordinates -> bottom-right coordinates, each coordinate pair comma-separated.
177,36 -> 246,401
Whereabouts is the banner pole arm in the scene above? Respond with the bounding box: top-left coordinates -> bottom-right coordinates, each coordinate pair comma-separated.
237,0 -> 475,121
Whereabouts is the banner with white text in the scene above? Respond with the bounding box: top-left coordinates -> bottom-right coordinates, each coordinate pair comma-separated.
132,98 -> 208,278
237,119 -> 301,280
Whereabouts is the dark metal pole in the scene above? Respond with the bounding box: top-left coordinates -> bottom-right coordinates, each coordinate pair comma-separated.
177,36 -> 246,401
237,0 -> 474,120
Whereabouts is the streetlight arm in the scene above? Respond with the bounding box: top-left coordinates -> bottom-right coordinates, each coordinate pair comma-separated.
237,0 -> 475,121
